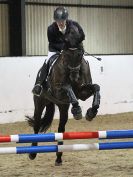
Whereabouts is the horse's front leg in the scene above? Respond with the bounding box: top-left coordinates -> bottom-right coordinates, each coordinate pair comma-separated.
86,84 -> 100,121
28,112 -> 41,160
63,85 -> 82,120
55,104 -> 69,166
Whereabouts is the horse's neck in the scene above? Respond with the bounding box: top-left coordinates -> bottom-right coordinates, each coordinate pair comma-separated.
56,54 -> 65,67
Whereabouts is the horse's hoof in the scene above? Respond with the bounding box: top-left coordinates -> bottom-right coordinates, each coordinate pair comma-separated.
85,108 -> 98,121
55,161 -> 62,166
29,153 -> 37,160
74,113 -> 82,120
71,106 -> 82,120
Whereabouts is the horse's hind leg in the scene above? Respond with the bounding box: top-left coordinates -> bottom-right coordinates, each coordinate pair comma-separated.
55,104 -> 69,166
29,100 -> 45,160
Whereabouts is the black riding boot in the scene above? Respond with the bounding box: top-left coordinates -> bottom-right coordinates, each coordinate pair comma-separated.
32,62 -> 48,96
32,53 -> 60,96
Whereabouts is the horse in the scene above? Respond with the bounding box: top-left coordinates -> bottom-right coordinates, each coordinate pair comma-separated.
27,26 -> 100,165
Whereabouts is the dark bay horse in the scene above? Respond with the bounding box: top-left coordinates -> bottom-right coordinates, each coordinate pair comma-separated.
27,26 -> 100,165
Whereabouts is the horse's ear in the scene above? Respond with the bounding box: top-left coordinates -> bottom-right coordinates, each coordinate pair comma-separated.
73,26 -> 79,34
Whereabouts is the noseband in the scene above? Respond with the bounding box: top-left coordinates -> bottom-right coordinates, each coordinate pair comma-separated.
67,64 -> 81,73
67,47 -> 83,72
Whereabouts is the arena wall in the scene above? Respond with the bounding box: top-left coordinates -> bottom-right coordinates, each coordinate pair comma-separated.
0,55 -> 133,123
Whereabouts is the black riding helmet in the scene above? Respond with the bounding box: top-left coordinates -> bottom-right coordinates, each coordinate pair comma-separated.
54,7 -> 68,21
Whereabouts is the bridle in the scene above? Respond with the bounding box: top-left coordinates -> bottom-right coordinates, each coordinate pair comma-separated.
62,47 -> 84,73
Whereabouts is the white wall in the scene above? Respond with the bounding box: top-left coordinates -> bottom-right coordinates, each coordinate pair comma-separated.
0,55 -> 133,123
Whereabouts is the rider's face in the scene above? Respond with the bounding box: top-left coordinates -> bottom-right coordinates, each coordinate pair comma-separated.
56,20 -> 66,30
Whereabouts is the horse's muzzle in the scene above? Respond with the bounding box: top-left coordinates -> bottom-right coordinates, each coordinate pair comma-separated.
68,65 -> 80,83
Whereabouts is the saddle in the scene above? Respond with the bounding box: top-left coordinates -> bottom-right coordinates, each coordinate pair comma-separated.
47,53 -> 60,67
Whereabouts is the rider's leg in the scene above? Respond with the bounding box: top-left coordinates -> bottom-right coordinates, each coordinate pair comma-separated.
32,51 -> 56,96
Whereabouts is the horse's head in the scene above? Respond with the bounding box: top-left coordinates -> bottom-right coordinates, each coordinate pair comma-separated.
62,26 -> 84,82
64,26 -> 82,48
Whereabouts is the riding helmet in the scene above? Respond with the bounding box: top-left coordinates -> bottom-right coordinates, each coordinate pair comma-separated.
54,7 -> 68,21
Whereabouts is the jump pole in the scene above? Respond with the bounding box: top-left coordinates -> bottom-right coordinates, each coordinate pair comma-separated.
1,130 -> 133,143
0,141 -> 133,154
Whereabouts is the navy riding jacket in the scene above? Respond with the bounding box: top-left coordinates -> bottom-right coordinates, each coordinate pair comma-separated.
47,20 -> 85,52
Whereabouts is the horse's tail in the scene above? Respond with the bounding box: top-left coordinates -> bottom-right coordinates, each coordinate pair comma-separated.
39,102 -> 55,133
25,115 -> 34,127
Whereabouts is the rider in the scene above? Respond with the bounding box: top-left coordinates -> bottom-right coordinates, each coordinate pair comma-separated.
32,6 -> 85,96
